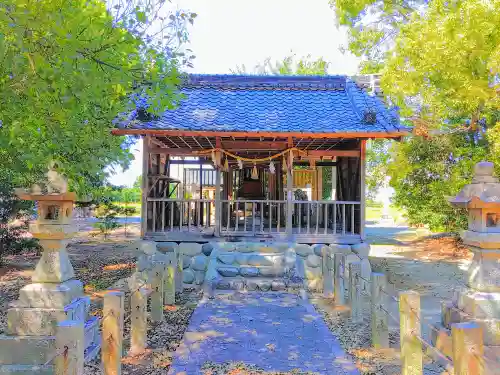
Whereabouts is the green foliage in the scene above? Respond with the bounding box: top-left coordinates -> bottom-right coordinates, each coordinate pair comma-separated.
0,172 -> 40,265
0,0 -> 195,193
233,54 -> 329,76
383,0 -> 500,121
387,133 -> 488,231
94,202 -> 122,239
332,0 -> 500,231
366,139 -> 392,199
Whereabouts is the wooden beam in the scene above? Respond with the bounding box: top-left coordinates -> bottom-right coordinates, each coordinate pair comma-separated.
148,148 -> 360,157
112,129 -> 408,139
221,141 -> 287,150
299,150 -> 360,158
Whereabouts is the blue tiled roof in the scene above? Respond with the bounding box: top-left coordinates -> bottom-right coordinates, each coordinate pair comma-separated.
120,74 -> 404,134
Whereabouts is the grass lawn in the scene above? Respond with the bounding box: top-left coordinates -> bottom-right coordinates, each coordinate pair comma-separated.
366,204 -> 406,224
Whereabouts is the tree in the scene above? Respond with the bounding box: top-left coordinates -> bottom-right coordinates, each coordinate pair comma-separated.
0,0 -> 196,193
331,0 -> 426,73
332,0 -> 500,230
233,54 -> 329,75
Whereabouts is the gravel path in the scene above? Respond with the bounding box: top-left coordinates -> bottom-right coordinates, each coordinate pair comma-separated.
168,292 -> 359,375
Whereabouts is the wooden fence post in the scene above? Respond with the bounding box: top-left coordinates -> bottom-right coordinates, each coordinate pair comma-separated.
130,287 -> 149,355
452,322 -> 484,375
322,246 -> 334,298
164,252 -> 176,305
55,320 -> 84,375
349,261 -> 362,323
371,273 -> 389,348
334,253 -> 346,305
399,291 -> 422,375
102,291 -> 125,375
150,262 -> 165,322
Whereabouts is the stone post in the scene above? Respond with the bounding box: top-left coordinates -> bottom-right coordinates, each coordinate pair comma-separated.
452,322 -> 484,375
102,292 -> 124,375
371,273 -> 389,348
150,262 -> 165,322
322,246 -> 334,298
130,287 -> 148,355
334,253 -> 346,305
55,320 -> 85,375
399,291 -> 422,375
164,252 -> 176,305
349,262 -> 362,323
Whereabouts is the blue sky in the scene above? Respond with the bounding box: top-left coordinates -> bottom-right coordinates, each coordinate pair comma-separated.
108,0 -> 360,186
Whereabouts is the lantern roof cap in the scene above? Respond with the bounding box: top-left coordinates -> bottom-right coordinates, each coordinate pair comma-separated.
449,162 -> 500,207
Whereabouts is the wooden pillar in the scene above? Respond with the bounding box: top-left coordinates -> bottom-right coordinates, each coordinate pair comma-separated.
141,136 -> 150,238
360,140 -> 367,240
214,137 -> 222,237
286,139 -> 294,238
332,157 -> 337,200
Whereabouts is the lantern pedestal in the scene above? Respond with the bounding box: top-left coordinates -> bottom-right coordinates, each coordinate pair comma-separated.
0,193 -> 100,372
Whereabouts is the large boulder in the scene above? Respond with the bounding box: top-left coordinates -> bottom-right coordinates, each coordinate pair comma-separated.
179,242 -> 202,256
313,244 -> 328,257
306,254 -> 322,268
134,240 -> 157,255
194,270 -> 205,285
351,243 -> 370,258
216,242 -> 236,252
271,280 -> 286,291
191,255 -> 208,271
235,253 -> 249,265
157,242 -> 178,254
329,244 -> 352,254
202,243 -> 214,256
248,254 -> 274,267
257,280 -> 271,291
183,269 -> 195,284
217,266 -> 240,277
182,255 -> 191,269
295,244 -> 313,257
217,253 -> 236,265
259,266 -> 285,277
284,250 -> 296,269
240,267 -> 259,277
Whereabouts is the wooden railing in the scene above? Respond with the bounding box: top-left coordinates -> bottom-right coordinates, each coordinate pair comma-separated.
147,198 -> 360,236
147,198 -> 215,232
291,200 -> 360,235
221,199 -> 287,235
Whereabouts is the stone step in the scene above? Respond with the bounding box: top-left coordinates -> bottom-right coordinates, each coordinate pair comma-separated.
7,297 -> 90,336
0,364 -> 53,374
0,335 -> 55,366
215,277 -> 292,292
216,265 -> 287,279
18,280 -> 83,309
0,316 -> 100,366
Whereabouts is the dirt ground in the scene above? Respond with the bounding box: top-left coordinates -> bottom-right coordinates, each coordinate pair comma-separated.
313,235 -> 472,375
0,225 -> 474,374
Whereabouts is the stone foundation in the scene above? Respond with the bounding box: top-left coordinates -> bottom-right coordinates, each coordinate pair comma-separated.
153,241 -> 372,294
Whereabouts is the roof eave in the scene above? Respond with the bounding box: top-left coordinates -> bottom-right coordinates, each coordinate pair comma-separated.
111,128 -> 410,139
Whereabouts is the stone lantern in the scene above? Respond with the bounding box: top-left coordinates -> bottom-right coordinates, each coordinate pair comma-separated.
0,170 -> 100,372
432,161 -> 500,359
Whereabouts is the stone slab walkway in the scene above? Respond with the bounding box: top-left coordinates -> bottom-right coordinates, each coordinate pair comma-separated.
168,292 -> 359,374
